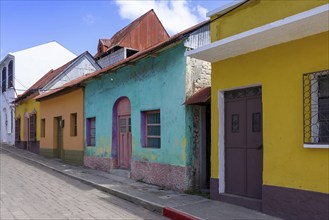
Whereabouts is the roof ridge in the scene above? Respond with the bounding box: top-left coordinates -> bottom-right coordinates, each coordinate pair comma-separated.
96,9 -> 156,57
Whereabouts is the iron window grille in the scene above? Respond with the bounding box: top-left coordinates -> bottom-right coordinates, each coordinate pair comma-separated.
303,70 -> 329,144
225,86 -> 262,100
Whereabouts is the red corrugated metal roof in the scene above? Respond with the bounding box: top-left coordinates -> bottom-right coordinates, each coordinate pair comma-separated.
36,20 -> 210,101
185,87 -> 211,105
95,9 -> 170,58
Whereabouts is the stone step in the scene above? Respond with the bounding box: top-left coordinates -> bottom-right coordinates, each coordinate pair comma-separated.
110,169 -> 131,178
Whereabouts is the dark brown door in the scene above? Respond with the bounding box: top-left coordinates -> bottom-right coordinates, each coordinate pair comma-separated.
118,116 -> 132,169
225,87 -> 263,199
56,117 -> 63,159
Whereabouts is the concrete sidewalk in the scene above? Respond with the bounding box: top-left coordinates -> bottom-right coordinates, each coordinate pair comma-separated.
0,144 -> 278,220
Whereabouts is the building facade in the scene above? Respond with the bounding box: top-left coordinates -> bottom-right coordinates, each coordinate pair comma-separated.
36,20 -> 211,191
84,42 -> 210,191
187,1 -> 329,219
37,88 -> 85,165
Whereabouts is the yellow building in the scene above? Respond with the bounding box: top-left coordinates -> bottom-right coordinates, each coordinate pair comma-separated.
36,88 -> 85,165
187,1 -> 329,219
15,97 -> 40,153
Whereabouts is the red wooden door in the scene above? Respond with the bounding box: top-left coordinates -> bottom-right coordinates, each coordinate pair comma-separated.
225,87 -> 263,199
118,116 -> 131,169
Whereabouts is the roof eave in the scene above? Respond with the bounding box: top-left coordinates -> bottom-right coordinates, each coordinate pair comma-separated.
187,4 -> 329,63
207,0 -> 249,17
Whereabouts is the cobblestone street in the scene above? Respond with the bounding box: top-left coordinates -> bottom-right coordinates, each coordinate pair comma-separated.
0,151 -> 165,220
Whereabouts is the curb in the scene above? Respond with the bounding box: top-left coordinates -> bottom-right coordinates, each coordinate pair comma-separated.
163,207 -> 202,220
1,147 -> 163,214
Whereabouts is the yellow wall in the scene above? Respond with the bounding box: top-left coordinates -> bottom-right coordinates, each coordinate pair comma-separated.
15,97 -> 40,141
39,89 -> 84,151
210,0 -> 328,42
211,31 -> 329,193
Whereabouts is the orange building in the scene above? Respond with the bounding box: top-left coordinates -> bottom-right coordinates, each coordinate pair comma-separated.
36,88 -> 85,165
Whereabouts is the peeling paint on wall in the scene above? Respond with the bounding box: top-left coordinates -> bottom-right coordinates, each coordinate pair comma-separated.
84,43 -> 209,190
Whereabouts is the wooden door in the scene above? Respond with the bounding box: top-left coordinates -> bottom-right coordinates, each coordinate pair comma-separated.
56,117 -> 63,159
225,87 -> 263,199
118,115 -> 131,169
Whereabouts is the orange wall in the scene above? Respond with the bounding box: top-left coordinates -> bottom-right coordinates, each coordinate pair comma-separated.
39,89 -> 84,151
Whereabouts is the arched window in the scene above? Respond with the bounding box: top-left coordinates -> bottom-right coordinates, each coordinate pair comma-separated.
2,67 -> 6,93
8,61 -> 13,88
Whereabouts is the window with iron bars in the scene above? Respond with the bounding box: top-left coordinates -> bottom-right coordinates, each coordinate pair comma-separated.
303,70 -> 329,146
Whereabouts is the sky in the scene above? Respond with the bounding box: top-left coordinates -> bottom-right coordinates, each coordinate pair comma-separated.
0,0 -> 232,60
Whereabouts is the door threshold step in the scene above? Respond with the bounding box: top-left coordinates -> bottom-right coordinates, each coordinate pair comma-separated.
219,193 -> 262,211
110,169 -> 131,178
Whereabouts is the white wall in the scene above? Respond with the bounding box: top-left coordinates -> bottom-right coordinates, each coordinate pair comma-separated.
0,41 -> 76,145
12,41 -> 76,95
0,56 -> 15,145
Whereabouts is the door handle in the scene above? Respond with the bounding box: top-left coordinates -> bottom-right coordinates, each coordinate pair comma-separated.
258,144 -> 263,150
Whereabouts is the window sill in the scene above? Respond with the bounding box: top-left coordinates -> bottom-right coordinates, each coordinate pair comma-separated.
142,146 -> 160,149
304,144 -> 329,149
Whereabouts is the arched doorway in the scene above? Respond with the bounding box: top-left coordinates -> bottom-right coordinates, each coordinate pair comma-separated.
113,97 -> 132,169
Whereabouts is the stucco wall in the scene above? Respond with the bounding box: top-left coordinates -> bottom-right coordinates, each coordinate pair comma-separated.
0,90 -> 15,145
210,0 -> 327,42
0,56 -> 15,145
84,44 -> 193,167
12,42 -> 76,94
39,89 -> 84,151
211,32 -> 329,194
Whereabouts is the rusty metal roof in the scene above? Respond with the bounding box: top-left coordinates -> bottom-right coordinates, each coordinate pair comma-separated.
96,9 -> 170,58
36,20 -> 210,102
185,87 -> 211,105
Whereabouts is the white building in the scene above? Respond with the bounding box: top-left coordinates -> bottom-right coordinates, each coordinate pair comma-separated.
0,41 -> 76,145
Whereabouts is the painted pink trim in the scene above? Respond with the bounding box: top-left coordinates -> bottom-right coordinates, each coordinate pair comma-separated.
163,207 -> 201,220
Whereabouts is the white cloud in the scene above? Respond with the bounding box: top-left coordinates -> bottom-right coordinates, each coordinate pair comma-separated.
197,5 -> 208,20
83,14 -> 96,25
115,0 -> 208,35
